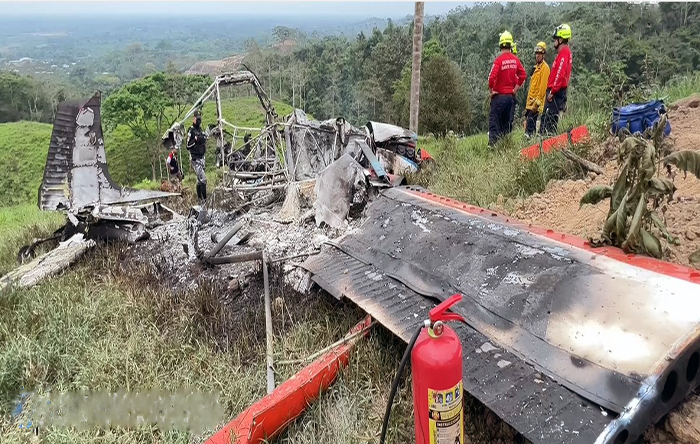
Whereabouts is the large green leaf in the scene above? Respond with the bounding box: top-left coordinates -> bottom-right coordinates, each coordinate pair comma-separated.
579,185 -> 613,208
640,144 -> 656,182
690,249 -> 700,265
649,211 -> 680,245
610,163 -> 629,213
647,177 -> 677,198
622,192 -> 647,252
604,194 -> 628,240
663,150 -> 700,180
640,228 -> 663,259
618,137 -> 646,165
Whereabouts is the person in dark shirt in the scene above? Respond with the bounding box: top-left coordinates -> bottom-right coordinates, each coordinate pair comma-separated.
187,110 -> 208,203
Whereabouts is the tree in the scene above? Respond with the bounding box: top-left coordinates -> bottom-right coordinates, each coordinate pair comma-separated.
418,55 -> 471,135
102,73 -> 210,180
409,2 -> 425,133
0,72 -> 52,123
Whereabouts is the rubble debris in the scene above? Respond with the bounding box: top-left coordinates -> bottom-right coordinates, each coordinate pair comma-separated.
376,147 -> 418,177
367,121 -> 419,163
277,182 -> 304,222
357,140 -> 389,182
205,221 -> 244,259
1,234 -> 95,294
262,250 -> 274,394
313,154 -> 368,229
285,110 -> 366,181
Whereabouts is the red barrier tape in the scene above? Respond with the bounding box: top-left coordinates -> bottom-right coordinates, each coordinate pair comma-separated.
521,125 -> 590,160
404,188 -> 700,284
205,316 -> 373,444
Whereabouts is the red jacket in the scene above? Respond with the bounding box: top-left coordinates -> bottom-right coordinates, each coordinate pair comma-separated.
548,45 -> 572,94
488,52 -> 527,95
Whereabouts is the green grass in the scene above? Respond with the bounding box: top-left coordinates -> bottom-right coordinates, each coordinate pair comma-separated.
412,128 -> 590,208
0,122 -> 53,207
656,72 -> 700,104
0,243 -> 386,443
0,205 -> 64,277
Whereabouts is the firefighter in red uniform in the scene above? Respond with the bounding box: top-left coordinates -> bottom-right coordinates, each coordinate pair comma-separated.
540,24 -> 573,135
488,31 -> 527,148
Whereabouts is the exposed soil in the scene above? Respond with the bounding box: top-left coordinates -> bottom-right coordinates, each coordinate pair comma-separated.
504,103 -> 700,271
495,100 -> 700,443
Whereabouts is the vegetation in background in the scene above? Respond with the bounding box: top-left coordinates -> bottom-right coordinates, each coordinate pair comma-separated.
3,4 -> 700,138
102,72 -> 211,180
0,240 -> 413,443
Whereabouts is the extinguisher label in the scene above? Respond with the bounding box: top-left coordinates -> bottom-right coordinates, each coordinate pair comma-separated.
427,380 -> 464,444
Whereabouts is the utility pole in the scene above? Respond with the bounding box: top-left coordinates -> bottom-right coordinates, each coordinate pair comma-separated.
409,2 -> 425,134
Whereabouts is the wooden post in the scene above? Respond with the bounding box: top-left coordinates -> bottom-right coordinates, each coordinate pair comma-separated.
263,250 -> 275,394
409,2 -> 425,133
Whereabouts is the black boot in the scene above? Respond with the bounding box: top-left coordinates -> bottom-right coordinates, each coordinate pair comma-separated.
196,183 -> 203,201
201,184 -> 207,201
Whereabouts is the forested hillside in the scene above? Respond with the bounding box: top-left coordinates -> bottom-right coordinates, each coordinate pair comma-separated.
244,2 -> 700,134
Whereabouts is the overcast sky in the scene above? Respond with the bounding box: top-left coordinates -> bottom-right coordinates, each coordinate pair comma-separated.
6,1 -> 472,18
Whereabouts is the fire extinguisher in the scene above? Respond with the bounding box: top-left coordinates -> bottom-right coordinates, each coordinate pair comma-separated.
379,294 -> 464,444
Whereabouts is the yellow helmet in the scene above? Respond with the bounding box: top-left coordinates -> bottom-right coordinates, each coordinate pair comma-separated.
511,42 -> 518,54
535,41 -> 546,53
499,31 -> 513,47
553,24 -> 572,40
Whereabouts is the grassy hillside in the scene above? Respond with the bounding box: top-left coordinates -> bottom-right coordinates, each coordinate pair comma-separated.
0,98 -> 295,207
0,122 -> 53,207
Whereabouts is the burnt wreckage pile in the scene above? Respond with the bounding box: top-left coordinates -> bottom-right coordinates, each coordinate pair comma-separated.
10,70 -> 430,293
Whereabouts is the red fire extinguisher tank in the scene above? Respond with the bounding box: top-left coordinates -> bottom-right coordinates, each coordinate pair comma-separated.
412,294 -> 464,444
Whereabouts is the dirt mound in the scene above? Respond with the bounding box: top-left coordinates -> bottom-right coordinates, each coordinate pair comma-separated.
507,104 -> 700,270
669,94 -> 700,110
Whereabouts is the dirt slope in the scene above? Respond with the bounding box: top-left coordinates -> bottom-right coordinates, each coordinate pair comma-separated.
509,100 -> 700,271
499,98 -> 700,443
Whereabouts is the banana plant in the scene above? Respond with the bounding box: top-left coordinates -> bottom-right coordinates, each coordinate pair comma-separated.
580,114 -> 679,259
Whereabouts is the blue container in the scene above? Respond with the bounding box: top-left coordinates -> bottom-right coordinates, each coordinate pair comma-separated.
611,100 -> 671,137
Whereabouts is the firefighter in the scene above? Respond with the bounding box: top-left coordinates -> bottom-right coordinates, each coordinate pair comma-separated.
187,110 -> 208,203
540,24 -> 572,136
524,42 -> 551,138
488,31 -> 527,148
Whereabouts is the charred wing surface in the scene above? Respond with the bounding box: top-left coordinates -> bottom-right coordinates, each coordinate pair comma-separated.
303,248 -> 606,444
302,186 -> 700,444
38,93 -> 176,212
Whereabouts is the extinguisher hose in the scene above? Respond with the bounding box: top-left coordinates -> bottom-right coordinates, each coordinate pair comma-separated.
379,323 -> 423,444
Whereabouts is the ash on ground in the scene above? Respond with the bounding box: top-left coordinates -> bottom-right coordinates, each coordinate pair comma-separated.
127,198 -> 362,300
